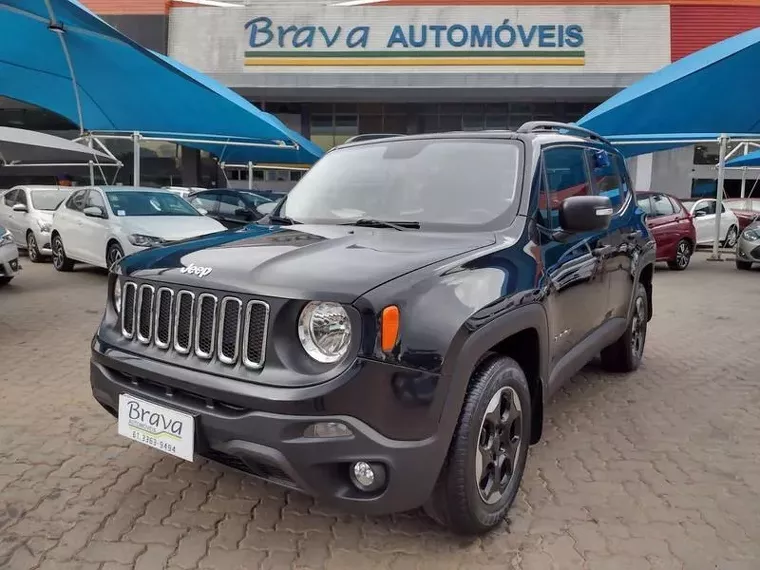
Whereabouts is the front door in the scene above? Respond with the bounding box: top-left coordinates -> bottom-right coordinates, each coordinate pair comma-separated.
646,193 -> 679,260
80,189 -> 111,266
539,145 -> 609,389
1,189 -> 22,244
692,199 -> 717,244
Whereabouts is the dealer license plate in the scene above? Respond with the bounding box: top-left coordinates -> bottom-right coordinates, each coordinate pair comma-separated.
118,394 -> 194,461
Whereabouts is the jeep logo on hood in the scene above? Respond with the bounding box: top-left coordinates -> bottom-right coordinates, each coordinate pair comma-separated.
180,263 -> 213,278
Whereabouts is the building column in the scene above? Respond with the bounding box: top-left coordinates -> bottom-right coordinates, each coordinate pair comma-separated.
180,147 -> 201,187
633,153 -> 653,192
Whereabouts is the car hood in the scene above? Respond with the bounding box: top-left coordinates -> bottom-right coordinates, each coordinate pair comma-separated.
121,216 -> 225,241
119,224 -> 496,302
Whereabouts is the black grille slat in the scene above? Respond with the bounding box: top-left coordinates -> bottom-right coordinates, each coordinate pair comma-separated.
118,281 -> 268,370
137,285 -> 154,343
154,288 -> 173,349
174,291 -> 195,354
243,301 -> 269,369
218,298 -> 242,364
121,282 -> 137,339
194,294 -> 217,359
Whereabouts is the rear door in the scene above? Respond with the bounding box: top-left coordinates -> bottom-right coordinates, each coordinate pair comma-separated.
539,145 -> 609,381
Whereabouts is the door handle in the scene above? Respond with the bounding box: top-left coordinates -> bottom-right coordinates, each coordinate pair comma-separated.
625,231 -> 641,241
592,245 -> 615,257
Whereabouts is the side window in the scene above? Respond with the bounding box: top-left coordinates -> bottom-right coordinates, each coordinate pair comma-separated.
637,195 -> 653,216
190,193 -> 219,214
588,149 -> 626,211
651,194 -> 675,217
720,203 -> 727,214
66,190 -> 87,212
668,197 -> 682,214
85,190 -> 107,212
694,200 -> 716,217
16,189 -> 28,207
3,189 -> 18,207
541,146 -> 591,228
218,193 -> 247,218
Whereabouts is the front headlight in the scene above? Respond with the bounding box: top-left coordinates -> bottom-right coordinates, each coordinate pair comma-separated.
128,234 -> 166,247
36,220 -> 52,233
0,230 -> 12,246
113,280 -> 122,315
297,301 -> 352,363
742,229 -> 760,242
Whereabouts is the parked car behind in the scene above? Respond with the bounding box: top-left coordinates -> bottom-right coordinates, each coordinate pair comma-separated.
0,185 -> 72,262
51,186 -> 225,271
735,219 -> 760,270
724,198 -> 760,231
636,191 -> 697,270
681,198 -> 740,248
163,186 -> 206,200
187,188 -> 274,228
0,224 -> 20,287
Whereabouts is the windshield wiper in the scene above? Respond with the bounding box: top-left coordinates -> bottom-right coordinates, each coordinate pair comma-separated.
342,219 -> 420,231
268,214 -> 301,225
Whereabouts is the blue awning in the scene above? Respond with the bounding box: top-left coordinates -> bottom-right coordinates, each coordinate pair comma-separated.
726,149 -> 760,168
578,26 -> 760,136
0,0 -> 323,165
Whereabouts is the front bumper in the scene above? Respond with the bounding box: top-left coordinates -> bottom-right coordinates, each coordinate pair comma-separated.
34,229 -> 53,255
736,238 -> 760,262
90,345 -> 447,515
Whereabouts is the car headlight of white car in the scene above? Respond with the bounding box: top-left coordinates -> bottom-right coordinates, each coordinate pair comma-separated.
36,219 -> 52,233
128,234 -> 166,247
0,230 -> 13,246
297,301 -> 352,363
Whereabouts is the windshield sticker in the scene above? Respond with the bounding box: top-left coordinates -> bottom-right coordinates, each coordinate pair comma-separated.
117,210 -> 126,216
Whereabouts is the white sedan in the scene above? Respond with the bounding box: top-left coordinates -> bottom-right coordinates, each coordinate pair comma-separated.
50,186 -> 226,271
0,224 -> 20,287
683,198 -> 740,247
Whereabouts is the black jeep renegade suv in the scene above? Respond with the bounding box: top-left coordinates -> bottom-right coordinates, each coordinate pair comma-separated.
90,122 -> 655,535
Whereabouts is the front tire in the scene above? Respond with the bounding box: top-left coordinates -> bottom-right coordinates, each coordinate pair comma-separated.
724,225 -> 739,248
667,239 -> 692,271
736,260 -> 753,271
26,231 -> 42,263
106,242 -> 124,268
601,282 -> 648,373
0,276 -> 12,287
51,234 -> 75,272
423,356 -> 531,535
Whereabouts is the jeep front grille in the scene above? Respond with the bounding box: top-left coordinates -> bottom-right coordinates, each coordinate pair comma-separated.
120,281 -> 269,369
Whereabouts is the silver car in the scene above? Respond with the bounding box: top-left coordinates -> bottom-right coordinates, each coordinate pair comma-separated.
0,185 -> 73,262
736,220 -> 760,270
0,224 -> 20,286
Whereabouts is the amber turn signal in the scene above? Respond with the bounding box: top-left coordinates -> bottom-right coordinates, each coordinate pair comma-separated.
381,305 -> 400,352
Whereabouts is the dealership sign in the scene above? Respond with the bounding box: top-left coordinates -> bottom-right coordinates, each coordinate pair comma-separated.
243,17 -> 586,67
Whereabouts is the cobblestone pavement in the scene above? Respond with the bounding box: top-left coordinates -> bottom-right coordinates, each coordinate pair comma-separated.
1,253 -> 759,570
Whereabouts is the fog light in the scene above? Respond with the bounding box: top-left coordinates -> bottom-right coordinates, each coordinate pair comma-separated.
303,422 -> 352,439
349,461 -> 386,492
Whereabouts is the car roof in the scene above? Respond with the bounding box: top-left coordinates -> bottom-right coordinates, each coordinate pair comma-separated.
10,185 -> 72,192
88,186 -> 174,194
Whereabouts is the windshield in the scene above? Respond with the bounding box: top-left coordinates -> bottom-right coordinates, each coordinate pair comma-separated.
106,191 -> 200,217
31,190 -> 70,211
280,138 -> 522,229
240,192 -> 273,207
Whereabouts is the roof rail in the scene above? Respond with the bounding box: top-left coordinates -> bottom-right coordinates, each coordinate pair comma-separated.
517,121 -> 611,145
343,133 -> 405,144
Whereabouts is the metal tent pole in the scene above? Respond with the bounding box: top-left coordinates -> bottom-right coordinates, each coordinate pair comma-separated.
87,134 -> 95,185
710,134 -> 728,261
133,132 -> 141,186
248,161 -> 254,190
740,143 -> 749,199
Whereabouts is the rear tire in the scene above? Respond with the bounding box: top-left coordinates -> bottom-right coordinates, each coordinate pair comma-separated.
26,231 -> 42,263
736,260 -> 753,271
423,356 -> 531,535
667,239 -> 692,271
51,234 -> 75,272
601,282 -> 648,373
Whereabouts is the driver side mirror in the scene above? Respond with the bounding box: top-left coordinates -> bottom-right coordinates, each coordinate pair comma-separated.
692,210 -> 706,218
83,205 -> 106,219
556,195 -> 613,238
235,207 -> 254,220
12,203 -> 28,213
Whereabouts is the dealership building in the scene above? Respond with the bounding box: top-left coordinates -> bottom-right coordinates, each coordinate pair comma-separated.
3,0 -> 760,197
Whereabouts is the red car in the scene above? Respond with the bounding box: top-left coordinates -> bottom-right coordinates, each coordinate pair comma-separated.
724,198 -> 760,231
636,191 -> 697,270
